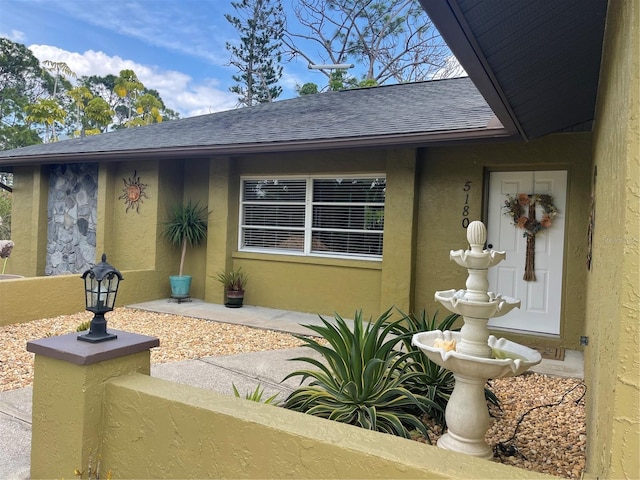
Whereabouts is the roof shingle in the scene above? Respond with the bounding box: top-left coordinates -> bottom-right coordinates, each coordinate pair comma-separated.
0,77 -> 505,164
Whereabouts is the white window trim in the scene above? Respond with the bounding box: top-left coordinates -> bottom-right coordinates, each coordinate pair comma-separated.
239,174 -> 385,261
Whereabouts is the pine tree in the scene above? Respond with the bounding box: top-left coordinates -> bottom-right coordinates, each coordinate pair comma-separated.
225,0 -> 285,107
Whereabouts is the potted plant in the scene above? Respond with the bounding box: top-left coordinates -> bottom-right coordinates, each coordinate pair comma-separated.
161,200 -> 208,298
216,268 -> 248,308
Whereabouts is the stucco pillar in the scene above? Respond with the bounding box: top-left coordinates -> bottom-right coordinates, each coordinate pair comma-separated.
205,157 -> 235,304
95,163 -> 117,262
380,149 -> 417,313
10,165 -> 48,276
27,330 -> 159,479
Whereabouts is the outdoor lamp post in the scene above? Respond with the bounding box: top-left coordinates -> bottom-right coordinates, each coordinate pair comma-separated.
78,253 -> 123,343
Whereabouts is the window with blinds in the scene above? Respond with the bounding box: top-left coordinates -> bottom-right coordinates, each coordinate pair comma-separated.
240,176 -> 385,259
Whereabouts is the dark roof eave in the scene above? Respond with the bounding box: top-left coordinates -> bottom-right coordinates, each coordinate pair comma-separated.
419,0 -> 526,140
0,126 -> 513,167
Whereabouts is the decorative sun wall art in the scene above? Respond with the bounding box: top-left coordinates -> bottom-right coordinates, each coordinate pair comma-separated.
119,170 -> 148,213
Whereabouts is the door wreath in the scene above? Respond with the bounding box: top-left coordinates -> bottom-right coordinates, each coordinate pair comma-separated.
503,194 -> 558,281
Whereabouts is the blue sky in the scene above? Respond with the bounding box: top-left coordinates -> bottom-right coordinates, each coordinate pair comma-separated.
0,0 -> 334,117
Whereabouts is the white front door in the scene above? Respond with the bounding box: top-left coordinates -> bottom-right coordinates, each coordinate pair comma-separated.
486,171 -> 567,335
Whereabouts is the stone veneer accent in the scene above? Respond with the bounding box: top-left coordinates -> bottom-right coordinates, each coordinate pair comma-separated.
46,164 -> 98,275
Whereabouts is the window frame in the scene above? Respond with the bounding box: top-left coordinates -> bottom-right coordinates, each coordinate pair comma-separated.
238,174 -> 386,261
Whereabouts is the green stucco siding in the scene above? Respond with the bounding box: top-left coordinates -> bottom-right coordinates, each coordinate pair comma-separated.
179,159 -> 210,299
8,165 -> 48,276
584,0 -> 640,478
416,134 -> 592,349
109,161 -> 159,270
209,149 -> 404,318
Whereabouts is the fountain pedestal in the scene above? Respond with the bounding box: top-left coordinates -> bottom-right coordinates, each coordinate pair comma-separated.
413,221 -> 541,459
439,373 -> 491,457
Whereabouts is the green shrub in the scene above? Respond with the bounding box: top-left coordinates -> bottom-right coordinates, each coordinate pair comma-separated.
232,383 -> 279,405
75,320 -> 91,332
283,309 -> 439,440
392,309 -> 500,427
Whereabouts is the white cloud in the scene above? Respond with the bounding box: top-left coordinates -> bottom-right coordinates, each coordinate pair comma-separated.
47,0 -> 230,66
0,29 -> 26,42
28,44 -> 237,117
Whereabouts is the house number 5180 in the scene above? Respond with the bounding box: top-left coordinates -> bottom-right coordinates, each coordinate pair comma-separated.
462,181 -> 471,228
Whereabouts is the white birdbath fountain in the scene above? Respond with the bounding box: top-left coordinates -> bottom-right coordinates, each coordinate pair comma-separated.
412,220 -> 541,459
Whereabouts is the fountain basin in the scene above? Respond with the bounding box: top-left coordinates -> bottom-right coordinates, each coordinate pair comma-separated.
412,331 -> 541,378
450,248 -> 506,269
434,289 -> 521,319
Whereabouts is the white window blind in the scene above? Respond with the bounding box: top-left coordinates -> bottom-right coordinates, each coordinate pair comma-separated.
240,176 -> 385,259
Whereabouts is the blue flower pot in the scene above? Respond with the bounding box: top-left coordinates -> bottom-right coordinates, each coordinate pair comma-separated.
169,275 -> 192,297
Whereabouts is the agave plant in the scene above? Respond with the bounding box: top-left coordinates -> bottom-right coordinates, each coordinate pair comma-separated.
283,309 -> 440,440
392,310 -> 500,427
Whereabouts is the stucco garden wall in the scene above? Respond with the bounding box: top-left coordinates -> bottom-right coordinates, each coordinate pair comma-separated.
584,0 -> 640,478
415,133 -> 592,350
101,373 -> 551,480
0,269 -> 165,326
28,336 -> 554,480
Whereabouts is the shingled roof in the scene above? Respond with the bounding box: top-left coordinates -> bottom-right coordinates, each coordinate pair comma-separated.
0,77 -> 510,166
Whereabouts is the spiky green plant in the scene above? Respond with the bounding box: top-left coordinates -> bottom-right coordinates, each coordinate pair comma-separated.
390,310 -> 458,426
161,200 -> 208,276
75,320 -> 92,332
283,309 -> 440,440
232,383 -> 279,405
392,309 -> 500,427
217,268 -> 249,292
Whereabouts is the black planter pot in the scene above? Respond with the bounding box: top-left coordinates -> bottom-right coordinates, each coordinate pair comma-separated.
225,290 -> 245,308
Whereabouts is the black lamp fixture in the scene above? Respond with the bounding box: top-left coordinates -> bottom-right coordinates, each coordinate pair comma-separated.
78,253 -> 123,343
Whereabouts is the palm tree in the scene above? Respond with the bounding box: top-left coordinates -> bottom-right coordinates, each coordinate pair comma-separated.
67,86 -> 92,137
42,60 -> 76,141
114,69 -> 143,127
25,98 -> 67,143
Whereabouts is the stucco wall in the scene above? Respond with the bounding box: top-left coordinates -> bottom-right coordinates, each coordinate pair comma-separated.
0,269 -> 171,326
0,159 -> 187,325
4,137 -> 592,333
415,134 -> 592,349
0,274 -> 82,325
206,149 -> 410,318
205,157 -> 234,305
179,158 -> 210,299
8,165 -> 48,276
100,372 -> 553,479
584,0 -> 640,478
107,161 -> 159,271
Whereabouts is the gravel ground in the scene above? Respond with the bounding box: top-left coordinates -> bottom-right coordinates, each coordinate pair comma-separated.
0,307 -> 586,478
0,307 -> 305,392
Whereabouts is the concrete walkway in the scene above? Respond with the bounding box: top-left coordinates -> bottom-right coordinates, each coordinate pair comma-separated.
0,299 -> 584,479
